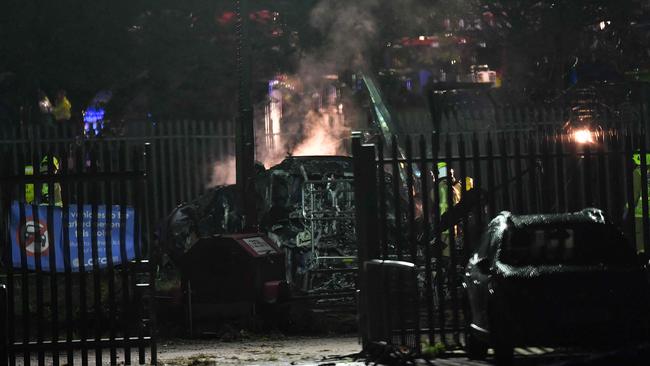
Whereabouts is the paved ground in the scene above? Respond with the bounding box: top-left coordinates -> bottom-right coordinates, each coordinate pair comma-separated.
156,336 -> 565,366
157,335 -> 363,365
15,337 -> 644,365
156,337 -> 650,366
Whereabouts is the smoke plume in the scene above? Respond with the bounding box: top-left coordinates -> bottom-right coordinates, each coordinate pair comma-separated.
255,0 -> 382,168
207,157 -> 236,187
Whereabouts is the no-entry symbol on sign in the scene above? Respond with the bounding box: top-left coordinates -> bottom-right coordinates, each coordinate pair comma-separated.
16,218 -> 50,257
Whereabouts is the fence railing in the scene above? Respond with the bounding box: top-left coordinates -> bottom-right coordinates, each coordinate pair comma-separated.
1,121 -> 237,223
353,127 -> 650,354
0,142 -> 156,365
3,99 -> 640,225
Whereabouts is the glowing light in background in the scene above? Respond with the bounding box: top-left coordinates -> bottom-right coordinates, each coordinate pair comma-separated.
83,107 -> 105,136
573,129 -> 595,144
265,80 -> 283,154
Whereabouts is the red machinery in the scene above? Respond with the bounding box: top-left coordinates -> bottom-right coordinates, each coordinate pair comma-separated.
180,234 -> 287,335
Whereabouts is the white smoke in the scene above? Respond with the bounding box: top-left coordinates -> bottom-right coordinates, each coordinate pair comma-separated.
291,108 -> 348,156
207,157 -> 236,187
211,0 -> 384,184
255,0 -> 382,168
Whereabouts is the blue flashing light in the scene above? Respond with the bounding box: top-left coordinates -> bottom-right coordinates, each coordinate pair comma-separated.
268,79 -> 279,95
83,107 -> 105,123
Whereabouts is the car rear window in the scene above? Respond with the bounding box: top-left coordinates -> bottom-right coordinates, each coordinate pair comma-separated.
500,223 -> 636,266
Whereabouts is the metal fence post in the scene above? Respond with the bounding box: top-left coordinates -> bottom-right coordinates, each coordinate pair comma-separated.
352,132 -> 379,348
0,284 -> 7,366
353,133 -> 380,266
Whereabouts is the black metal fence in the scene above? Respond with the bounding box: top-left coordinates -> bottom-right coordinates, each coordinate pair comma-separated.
353,127 -> 650,354
0,120 -> 236,223
0,141 -> 156,365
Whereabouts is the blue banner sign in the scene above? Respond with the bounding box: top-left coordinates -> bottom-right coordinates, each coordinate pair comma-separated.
9,201 -> 137,272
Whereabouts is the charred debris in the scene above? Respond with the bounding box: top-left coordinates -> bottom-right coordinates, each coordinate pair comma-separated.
160,155 -> 370,299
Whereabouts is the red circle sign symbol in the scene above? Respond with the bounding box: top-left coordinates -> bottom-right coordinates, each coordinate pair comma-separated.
16,218 -> 50,257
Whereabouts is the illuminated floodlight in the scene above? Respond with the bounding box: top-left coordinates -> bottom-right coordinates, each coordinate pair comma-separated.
573,129 -> 594,144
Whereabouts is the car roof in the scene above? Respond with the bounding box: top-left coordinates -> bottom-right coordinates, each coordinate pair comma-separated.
505,208 -> 608,231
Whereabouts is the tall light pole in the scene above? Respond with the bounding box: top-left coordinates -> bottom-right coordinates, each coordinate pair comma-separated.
235,0 -> 257,230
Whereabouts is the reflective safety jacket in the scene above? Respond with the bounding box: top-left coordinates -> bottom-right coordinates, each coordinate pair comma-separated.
634,167 -> 649,218
24,165 -> 63,206
53,96 -> 72,121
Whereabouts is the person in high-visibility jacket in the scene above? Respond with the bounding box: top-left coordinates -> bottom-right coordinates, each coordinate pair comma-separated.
52,89 -> 72,121
435,162 -> 473,256
25,156 -> 63,206
632,152 -> 650,253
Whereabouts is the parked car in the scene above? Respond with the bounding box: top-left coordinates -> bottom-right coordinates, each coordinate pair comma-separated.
464,208 -> 650,365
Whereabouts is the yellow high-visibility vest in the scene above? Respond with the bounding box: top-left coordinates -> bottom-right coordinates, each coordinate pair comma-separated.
24,164 -> 63,206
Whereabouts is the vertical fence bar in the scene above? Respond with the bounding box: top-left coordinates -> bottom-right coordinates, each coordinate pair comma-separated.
405,136 -> 416,264
457,135 -> 470,257
640,131 -> 650,253
391,136 -> 403,262
189,121 -> 200,199
198,121 -> 208,192
5,170 -> 15,366
597,133 -> 609,212
101,141 -> 118,365
539,130 -> 551,213
46,149 -> 59,366
182,121 -> 192,202
118,141 -> 131,365
173,121 -> 183,208
7,138 -> 19,366
456,132 -> 471,350
132,147 -> 147,365
431,132 -> 442,345
377,141 -> 394,347
583,142 -> 593,207
207,121 -> 219,190
527,133 -> 538,213
609,132 -> 624,224
0,285 -> 7,366
404,136 -> 420,352
178,121 -> 189,201
390,135 -> 406,345
160,122 -> 172,219
88,148 -> 103,365
625,130 -> 637,248
75,143 -> 88,366
61,144 -> 73,366
555,134 -> 567,213
443,134 -> 459,346
153,122 -> 166,221
220,120 -> 229,163
513,133 -> 524,213
419,135 -> 434,346
567,137 -> 581,212
5,163 -> 16,366
31,147 -> 46,366
377,139 -> 388,258
145,143 -> 158,366
146,122 -> 160,226
470,133 -> 484,252
351,134 -> 379,348
18,158 -> 29,366
486,133 -> 495,218
498,133 -> 510,212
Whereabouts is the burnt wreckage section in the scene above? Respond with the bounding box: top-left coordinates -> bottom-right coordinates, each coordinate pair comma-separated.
161,156 -> 362,296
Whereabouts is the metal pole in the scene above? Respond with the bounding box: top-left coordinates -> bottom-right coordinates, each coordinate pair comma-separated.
0,284 -> 7,366
235,0 -> 257,230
